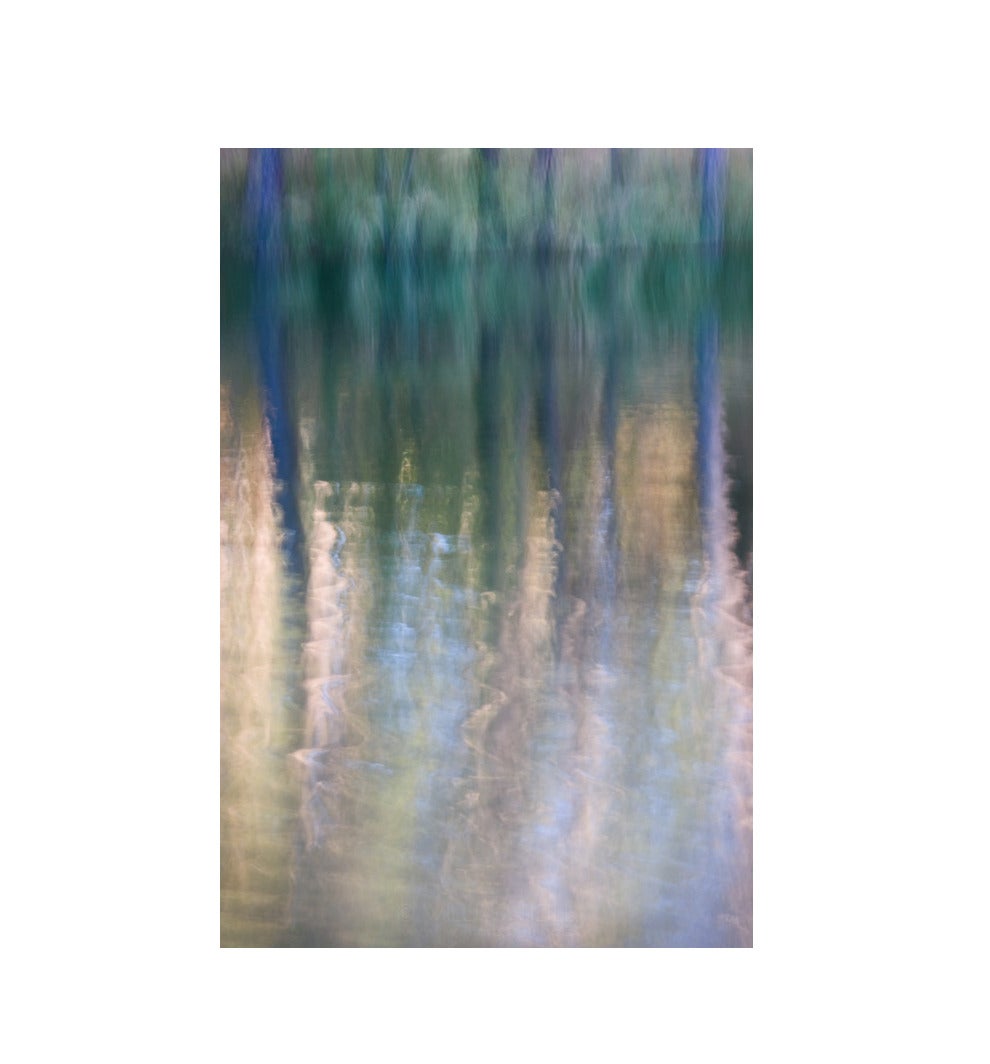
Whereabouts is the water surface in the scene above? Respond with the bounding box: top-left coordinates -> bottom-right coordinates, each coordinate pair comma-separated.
220,257 -> 752,947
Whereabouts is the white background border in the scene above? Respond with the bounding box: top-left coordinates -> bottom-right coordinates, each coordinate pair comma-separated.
5,3 -> 987,1060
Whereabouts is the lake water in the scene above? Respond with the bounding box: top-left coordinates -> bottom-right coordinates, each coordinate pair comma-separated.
220,255 -> 752,946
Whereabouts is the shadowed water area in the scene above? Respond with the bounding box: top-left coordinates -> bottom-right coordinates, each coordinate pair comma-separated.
220,245 -> 752,946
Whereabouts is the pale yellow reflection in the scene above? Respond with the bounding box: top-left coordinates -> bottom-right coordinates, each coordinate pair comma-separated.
219,388 -> 297,947
293,482 -> 357,850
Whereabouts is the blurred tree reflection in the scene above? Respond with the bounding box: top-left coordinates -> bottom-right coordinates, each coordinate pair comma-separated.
220,150 -> 752,946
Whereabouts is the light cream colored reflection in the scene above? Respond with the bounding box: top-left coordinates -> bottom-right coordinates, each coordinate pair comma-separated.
292,481 -> 368,852
220,387 -> 296,946
692,353 -> 753,947
550,437 -> 619,945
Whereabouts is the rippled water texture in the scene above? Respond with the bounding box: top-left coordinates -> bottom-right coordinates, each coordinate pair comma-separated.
221,234 -> 752,946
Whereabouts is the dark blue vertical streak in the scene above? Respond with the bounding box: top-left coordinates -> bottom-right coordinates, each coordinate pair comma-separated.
249,148 -> 306,583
